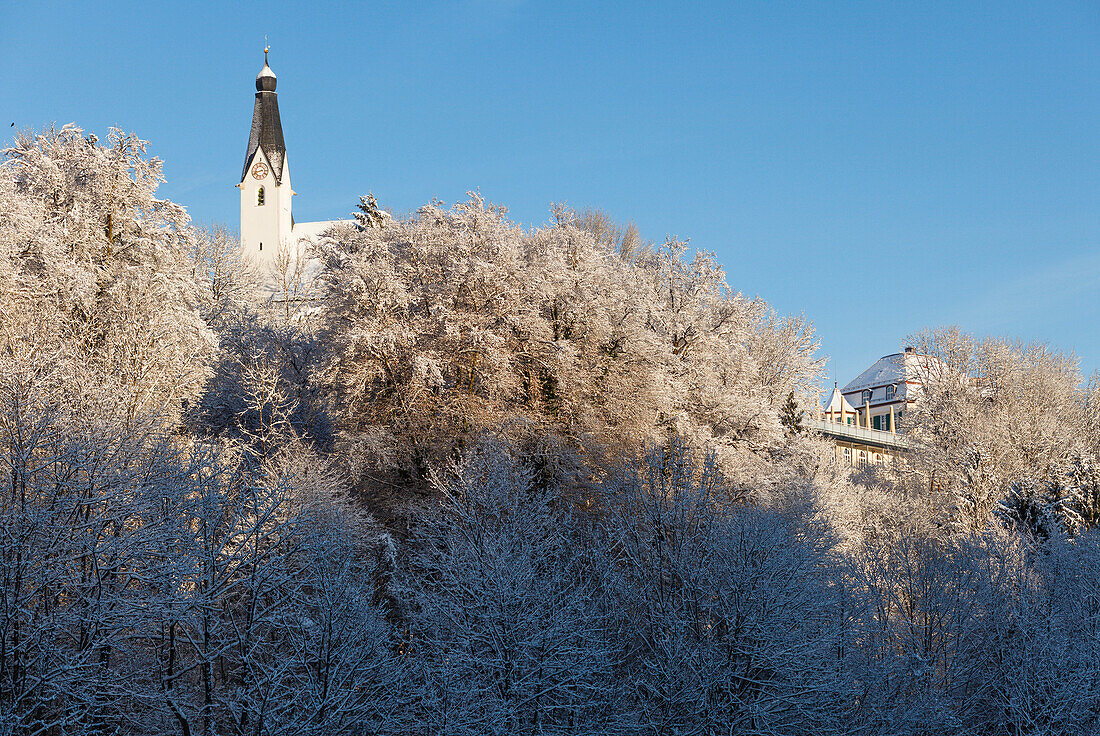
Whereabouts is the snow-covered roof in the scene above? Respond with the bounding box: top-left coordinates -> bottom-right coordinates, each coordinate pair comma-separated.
842,353 -> 908,394
291,219 -> 348,241
839,350 -> 946,406
822,385 -> 857,413
252,220 -> 354,299
257,63 -> 276,83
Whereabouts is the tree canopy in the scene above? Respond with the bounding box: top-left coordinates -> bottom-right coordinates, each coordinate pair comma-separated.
1,126 -> 1099,735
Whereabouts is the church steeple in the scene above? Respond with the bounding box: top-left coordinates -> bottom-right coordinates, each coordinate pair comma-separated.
239,45 -> 293,270
242,46 -> 286,183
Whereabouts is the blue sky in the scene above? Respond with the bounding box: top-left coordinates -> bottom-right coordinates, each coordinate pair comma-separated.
3,1 -> 1098,385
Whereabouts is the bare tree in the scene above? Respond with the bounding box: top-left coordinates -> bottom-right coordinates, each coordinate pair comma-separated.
400,438 -> 617,735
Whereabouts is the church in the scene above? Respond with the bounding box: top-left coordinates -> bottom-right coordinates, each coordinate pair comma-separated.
237,50 -> 344,288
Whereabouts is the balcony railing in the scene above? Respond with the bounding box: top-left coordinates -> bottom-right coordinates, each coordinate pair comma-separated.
854,395 -> 904,406
806,418 -> 915,451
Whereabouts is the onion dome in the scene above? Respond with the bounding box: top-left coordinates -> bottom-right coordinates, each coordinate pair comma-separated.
256,61 -> 277,92
242,46 -> 287,183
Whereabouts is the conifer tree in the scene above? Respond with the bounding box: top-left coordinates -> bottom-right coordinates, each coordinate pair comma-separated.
780,390 -> 805,436
354,192 -> 392,229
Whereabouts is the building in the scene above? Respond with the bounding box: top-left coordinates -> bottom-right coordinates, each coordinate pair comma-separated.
238,49 -> 344,287
836,347 -> 927,432
811,347 -> 929,468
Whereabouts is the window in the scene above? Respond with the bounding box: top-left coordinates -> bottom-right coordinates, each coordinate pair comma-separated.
886,385 -> 896,401
847,416 -> 854,425
858,451 -> 867,468
861,389 -> 872,405
872,415 -> 882,430
257,187 -> 265,206
844,447 -> 852,464
873,453 -> 881,464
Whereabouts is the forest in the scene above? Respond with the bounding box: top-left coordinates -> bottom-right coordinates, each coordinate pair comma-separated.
1,126 -> 1099,735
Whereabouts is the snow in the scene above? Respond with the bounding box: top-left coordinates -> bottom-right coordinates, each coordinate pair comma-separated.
8,125 -> 1100,736
291,218 -> 345,240
822,385 -> 857,413
841,353 -> 907,394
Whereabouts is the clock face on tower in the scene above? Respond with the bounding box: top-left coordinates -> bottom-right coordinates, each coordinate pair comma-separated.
251,162 -> 269,180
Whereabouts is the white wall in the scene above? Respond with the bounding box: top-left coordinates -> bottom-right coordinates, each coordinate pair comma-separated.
239,149 -> 292,274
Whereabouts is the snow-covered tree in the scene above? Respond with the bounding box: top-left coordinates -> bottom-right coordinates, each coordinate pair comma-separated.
313,194 -> 821,486
196,311 -> 330,460
8,122 -> 1100,735
0,125 -> 216,428
902,327 -> 1087,529
978,533 -> 1100,735
189,224 -> 256,325
1061,452 -> 1100,531
0,319 -> 402,734
599,439 -> 850,734
354,193 -> 392,230
400,438 -> 616,735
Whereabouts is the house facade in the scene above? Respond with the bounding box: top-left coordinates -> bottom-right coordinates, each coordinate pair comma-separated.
837,347 -> 927,432
812,347 -> 928,468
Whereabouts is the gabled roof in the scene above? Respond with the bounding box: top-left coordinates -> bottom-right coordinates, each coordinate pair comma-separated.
242,60 -> 286,184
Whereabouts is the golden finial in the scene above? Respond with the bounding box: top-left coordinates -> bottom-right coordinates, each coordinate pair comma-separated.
264,36 -> 270,65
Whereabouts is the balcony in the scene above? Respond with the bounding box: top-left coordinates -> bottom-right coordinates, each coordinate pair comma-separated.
851,394 -> 904,407
806,418 -> 915,451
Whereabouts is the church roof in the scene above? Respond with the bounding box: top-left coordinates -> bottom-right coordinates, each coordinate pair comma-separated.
242,56 -> 286,184
291,219 -> 349,241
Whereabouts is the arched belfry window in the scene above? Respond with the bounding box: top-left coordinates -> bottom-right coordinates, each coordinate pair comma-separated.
257,187 -> 265,206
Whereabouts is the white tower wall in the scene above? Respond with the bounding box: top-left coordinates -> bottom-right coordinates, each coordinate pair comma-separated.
240,148 -> 292,272
239,51 -> 294,280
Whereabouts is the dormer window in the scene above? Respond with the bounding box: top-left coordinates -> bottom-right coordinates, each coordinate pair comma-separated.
886,385 -> 896,401
257,187 -> 265,206
861,389 -> 872,404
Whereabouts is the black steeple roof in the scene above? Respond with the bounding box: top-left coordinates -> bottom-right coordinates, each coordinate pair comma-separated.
242,51 -> 286,184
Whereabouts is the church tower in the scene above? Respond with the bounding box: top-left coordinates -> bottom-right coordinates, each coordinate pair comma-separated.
240,48 -> 292,268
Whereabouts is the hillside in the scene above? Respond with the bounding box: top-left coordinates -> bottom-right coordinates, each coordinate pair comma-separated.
1,126 -> 1099,735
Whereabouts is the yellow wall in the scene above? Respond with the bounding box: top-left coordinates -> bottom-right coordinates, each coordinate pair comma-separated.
832,440 -> 893,468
